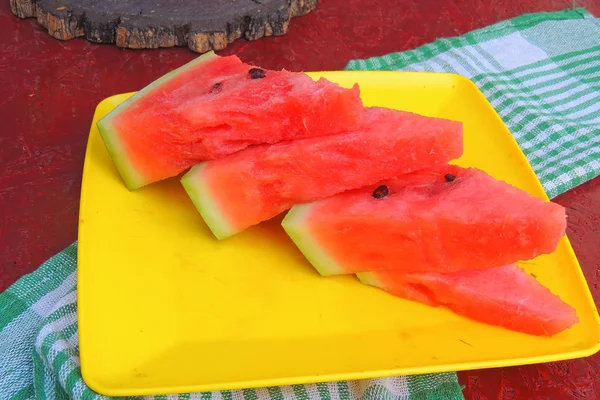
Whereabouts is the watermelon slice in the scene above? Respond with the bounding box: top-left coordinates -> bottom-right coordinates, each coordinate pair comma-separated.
97,51 -> 364,189
282,165 -> 566,276
181,107 -> 463,239
358,265 -> 578,336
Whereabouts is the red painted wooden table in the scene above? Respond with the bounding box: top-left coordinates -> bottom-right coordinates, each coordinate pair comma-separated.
1,1 -> 599,398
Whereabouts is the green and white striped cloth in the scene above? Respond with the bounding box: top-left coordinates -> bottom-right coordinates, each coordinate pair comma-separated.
2,8 -> 599,400
347,8 -> 600,198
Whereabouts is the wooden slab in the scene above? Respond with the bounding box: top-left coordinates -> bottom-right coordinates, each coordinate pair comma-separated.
10,0 -> 318,52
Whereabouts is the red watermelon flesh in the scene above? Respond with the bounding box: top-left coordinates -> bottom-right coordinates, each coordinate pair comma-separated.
358,265 -> 578,336
97,51 -> 364,190
282,165 -> 566,276
181,107 -> 463,239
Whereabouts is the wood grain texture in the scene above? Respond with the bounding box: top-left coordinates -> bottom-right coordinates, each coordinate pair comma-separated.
1,0 -> 599,398
9,0 -> 317,52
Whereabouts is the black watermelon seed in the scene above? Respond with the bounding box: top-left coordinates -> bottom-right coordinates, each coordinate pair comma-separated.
372,185 -> 389,199
210,82 -> 222,93
248,68 -> 267,79
444,174 -> 456,182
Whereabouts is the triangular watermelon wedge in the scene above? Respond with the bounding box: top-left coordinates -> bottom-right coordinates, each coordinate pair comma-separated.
358,265 -> 578,336
97,51 -> 364,189
282,165 -> 566,275
182,107 -> 463,239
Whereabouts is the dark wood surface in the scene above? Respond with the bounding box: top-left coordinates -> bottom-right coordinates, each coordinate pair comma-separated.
1,0 -> 599,398
9,0 -> 318,52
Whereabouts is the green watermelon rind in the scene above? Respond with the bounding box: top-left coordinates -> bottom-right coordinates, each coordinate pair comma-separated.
97,51 -> 218,190
355,272 -> 382,287
96,117 -> 145,190
181,163 -> 237,240
282,204 -> 346,276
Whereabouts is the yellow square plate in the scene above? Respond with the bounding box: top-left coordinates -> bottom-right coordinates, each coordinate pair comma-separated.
78,71 -> 600,396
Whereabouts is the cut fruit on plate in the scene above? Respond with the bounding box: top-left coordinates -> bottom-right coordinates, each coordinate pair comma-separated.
181,106 -> 463,239
96,51 -> 363,190
358,264 -> 579,336
78,72 -> 600,396
282,164 -> 566,276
